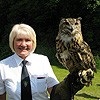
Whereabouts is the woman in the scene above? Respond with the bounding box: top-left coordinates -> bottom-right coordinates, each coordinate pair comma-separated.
0,24 -> 59,100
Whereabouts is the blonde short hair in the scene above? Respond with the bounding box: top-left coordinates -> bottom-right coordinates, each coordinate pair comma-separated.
9,23 -> 36,53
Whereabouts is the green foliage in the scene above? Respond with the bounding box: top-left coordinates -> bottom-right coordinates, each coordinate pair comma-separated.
87,0 -> 100,11
94,55 -> 100,69
0,0 -> 100,59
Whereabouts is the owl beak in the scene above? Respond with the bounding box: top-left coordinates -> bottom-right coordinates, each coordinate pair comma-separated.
66,25 -> 73,33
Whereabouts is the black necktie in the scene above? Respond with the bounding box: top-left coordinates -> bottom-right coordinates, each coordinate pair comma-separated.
21,60 -> 32,100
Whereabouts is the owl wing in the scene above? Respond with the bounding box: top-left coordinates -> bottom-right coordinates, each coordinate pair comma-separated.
69,40 -> 97,73
56,37 -> 96,73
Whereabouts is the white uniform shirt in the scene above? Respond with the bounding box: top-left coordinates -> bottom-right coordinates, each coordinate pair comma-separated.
0,53 -> 59,100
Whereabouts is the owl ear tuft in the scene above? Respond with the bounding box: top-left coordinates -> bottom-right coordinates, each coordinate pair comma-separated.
77,17 -> 82,20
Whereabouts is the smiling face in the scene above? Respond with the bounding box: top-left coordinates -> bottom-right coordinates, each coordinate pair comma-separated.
13,34 -> 33,59
9,24 -> 36,59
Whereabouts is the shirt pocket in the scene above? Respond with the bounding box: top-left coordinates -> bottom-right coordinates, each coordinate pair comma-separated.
36,77 -> 47,93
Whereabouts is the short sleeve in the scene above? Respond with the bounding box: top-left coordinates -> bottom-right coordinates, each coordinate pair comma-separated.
0,65 -> 6,95
43,56 -> 59,88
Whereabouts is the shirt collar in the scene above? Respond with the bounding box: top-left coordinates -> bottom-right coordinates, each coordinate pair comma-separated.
25,53 -> 33,64
13,53 -> 33,66
13,53 -> 23,66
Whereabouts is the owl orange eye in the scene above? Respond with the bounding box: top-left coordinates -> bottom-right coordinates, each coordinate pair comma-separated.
64,21 -> 69,25
75,22 -> 78,25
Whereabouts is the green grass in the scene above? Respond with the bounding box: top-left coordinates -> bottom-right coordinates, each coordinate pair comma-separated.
52,66 -> 100,100
36,43 -> 100,100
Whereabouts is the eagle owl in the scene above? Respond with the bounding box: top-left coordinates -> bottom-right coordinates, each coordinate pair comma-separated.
56,17 -> 97,86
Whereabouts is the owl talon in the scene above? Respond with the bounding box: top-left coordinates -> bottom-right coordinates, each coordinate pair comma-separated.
78,68 -> 94,86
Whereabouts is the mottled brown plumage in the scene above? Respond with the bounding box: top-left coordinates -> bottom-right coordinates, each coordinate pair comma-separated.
50,17 -> 97,100
56,17 -> 97,86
